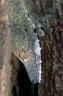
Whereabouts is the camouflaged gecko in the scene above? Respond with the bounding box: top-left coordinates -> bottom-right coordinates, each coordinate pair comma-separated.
7,0 -> 56,83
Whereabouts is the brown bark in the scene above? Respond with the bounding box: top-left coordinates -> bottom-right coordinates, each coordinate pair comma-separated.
0,0 -> 12,96
38,21 -> 63,96
0,0 -> 63,96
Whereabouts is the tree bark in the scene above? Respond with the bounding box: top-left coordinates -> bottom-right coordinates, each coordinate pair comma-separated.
0,0 -> 12,96
38,8 -> 63,96
0,0 -> 63,96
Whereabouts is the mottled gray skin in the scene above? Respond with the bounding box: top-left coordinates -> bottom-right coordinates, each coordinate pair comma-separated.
7,0 -> 63,83
7,0 -> 42,83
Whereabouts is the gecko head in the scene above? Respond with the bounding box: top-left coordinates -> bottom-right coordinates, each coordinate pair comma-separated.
8,0 -> 42,84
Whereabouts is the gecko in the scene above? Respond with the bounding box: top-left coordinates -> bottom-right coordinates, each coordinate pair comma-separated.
7,0 -> 54,83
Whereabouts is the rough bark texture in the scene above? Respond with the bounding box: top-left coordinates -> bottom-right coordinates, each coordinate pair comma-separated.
11,53 -> 20,96
0,0 -> 12,96
0,0 -> 63,96
38,19 -> 63,96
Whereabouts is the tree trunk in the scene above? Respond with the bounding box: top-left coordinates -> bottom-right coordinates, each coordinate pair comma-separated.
39,25 -> 63,96
0,0 -> 12,96
38,1 -> 63,95
0,0 -> 63,96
